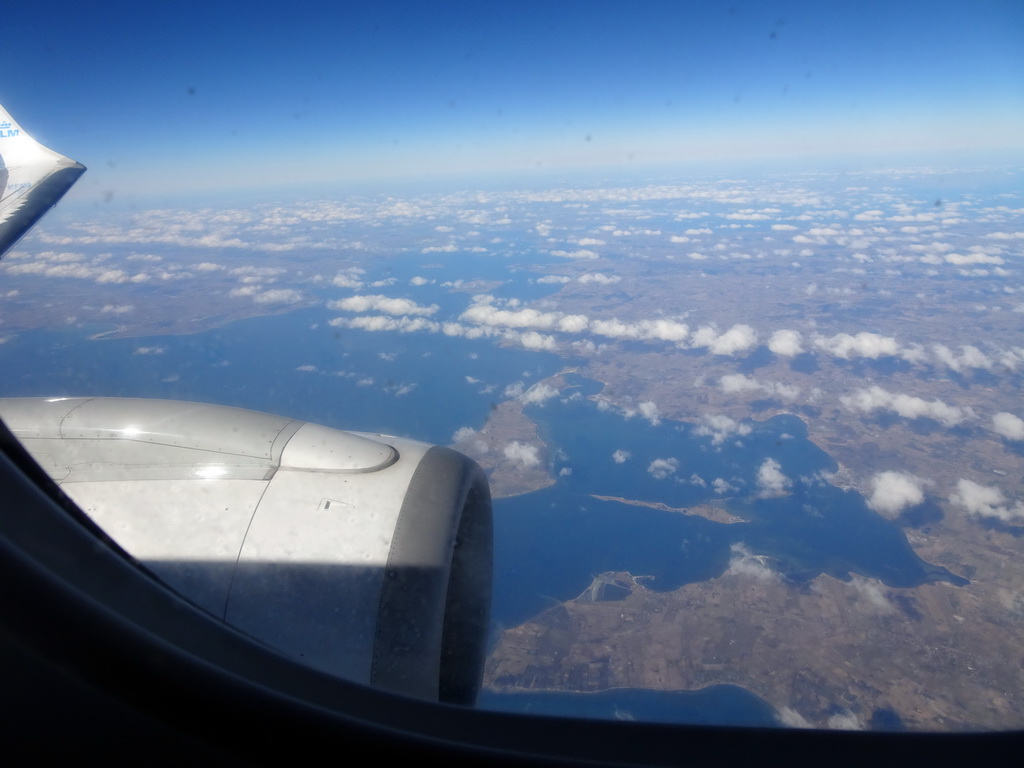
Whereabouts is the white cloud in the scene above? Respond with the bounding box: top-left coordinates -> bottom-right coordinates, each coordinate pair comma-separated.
230,266 -> 286,278
689,325 -> 717,347
647,458 -> 679,480
440,321 -> 496,340
612,449 -> 631,464
992,412 -> 1024,441
436,298 -> 696,349
591,318 -> 689,343
638,401 -> 661,426
18,258 -> 99,276
520,383 -> 560,406
757,458 -> 791,495
932,344 -> 993,373
571,339 -> 602,355
840,386 -> 966,427
813,332 -> 899,359
899,343 -> 929,364
558,314 -> 589,333
694,414 -> 752,446
724,212 -> 771,221
577,272 -> 620,285
712,478 -> 738,495
461,297 -> 561,329
330,294 -> 439,316
719,374 -> 800,402
690,324 -> 757,356
768,329 -> 804,356
950,479 -> 1024,522
846,575 -> 895,616
330,315 -> 441,334
537,275 -> 571,284
867,471 -> 926,517
504,441 -> 541,468
95,269 -> 129,284
726,543 -> 778,582
133,346 -> 165,355
944,252 -> 1004,266
777,708 -> 812,728
710,324 -> 757,355
410,275 -> 434,286
253,288 -> 303,304
550,249 -> 599,260
515,331 -> 558,351
720,374 -> 765,394
589,319 -> 635,339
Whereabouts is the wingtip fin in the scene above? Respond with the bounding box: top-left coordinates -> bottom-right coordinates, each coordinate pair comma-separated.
0,102 -> 86,260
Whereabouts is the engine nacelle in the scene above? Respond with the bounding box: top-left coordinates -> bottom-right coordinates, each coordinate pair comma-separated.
0,397 -> 492,705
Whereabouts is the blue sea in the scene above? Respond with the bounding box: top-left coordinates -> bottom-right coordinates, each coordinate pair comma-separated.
493,374 -> 965,629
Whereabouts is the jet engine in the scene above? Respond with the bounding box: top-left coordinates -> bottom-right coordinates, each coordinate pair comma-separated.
0,396 -> 492,705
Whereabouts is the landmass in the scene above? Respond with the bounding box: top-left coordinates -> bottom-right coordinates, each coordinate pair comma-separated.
590,495 -> 744,524
449,398 -> 554,499
485,561 -> 1024,731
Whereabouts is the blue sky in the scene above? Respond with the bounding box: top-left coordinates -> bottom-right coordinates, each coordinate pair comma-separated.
3,1 -> 1022,199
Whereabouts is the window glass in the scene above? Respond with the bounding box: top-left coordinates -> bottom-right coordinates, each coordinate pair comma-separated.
2,0 -> 1023,731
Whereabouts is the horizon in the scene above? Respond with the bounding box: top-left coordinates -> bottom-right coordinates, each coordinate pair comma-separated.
3,1 -> 1021,202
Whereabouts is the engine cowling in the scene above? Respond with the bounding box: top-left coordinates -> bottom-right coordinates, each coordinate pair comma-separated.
0,396 -> 492,705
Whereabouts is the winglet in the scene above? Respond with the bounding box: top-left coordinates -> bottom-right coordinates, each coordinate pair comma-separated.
0,103 -> 86,260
